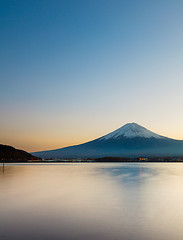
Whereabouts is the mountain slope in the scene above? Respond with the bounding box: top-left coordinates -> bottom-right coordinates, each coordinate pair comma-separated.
32,123 -> 183,158
0,144 -> 41,162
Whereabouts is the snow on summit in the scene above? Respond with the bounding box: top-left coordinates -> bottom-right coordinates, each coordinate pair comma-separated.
101,123 -> 165,140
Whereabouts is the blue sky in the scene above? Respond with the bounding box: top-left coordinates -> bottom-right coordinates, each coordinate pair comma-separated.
1,0 -> 183,151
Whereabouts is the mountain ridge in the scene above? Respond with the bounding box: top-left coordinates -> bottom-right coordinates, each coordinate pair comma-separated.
32,123 -> 183,158
0,144 -> 41,162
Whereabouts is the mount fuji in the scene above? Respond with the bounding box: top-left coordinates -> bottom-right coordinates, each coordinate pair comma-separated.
32,123 -> 183,158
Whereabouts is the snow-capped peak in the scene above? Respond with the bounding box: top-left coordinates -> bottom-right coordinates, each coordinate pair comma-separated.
101,123 -> 165,140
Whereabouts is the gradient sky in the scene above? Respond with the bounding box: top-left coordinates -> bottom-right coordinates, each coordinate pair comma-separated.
1,0 -> 183,152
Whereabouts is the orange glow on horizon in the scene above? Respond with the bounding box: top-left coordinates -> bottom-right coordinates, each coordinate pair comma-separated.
1,122 -> 183,153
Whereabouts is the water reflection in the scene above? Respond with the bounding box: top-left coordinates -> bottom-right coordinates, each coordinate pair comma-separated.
0,163 -> 183,240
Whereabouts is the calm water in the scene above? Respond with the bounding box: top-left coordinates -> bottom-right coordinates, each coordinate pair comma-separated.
1,163 -> 183,240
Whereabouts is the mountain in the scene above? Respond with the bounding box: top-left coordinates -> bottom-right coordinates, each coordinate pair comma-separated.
32,123 -> 183,158
0,144 -> 41,162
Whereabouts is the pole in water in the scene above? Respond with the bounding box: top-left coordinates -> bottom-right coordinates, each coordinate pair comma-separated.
2,158 -> 5,172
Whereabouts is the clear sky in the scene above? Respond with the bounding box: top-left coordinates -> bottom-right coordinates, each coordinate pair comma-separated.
1,0 -> 183,152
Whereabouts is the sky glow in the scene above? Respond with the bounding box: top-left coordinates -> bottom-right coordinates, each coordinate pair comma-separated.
1,0 -> 183,152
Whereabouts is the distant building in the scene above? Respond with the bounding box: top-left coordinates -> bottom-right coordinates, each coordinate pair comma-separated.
139,157 -> 148,161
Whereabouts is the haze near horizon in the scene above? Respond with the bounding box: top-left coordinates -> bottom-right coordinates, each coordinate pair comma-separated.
1,0 -> 183,152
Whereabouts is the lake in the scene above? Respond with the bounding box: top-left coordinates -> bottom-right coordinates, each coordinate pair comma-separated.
1,163 -> 183,240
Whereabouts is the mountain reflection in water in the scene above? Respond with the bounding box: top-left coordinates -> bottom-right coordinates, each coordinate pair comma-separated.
1,163 -> 183,240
